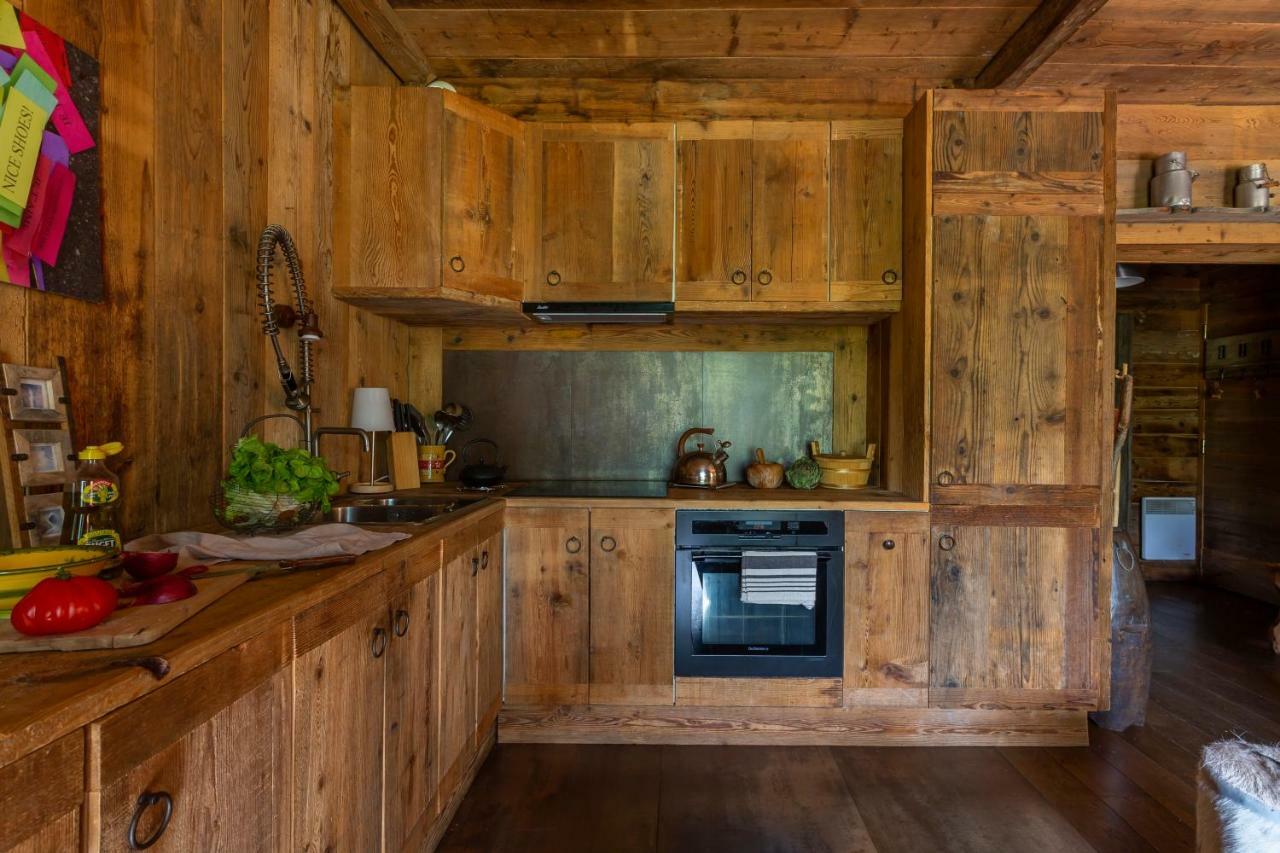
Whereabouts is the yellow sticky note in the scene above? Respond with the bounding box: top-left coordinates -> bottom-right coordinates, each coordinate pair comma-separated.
0,5 -> 22,51
0,87 -> 49,211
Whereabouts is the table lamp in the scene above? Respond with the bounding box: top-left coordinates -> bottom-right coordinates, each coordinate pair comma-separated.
349,387 -> 395,494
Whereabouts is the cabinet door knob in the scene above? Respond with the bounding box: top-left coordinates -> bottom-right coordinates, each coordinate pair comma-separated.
731,269 -> 747,285
936,470 -> 955,486
882,539 -> 895,550
566,536 -> 582,554
393,609 -> 410,637
881,269 -> 899,284
481,549 -> 490,570
127,790 -> 173,850
939,534 -> 956,552
600,535 -> 617,553
371,626 -> 388,658
546,270 -> 561,286
449,255 -> 465,273
757,269 -> 773,286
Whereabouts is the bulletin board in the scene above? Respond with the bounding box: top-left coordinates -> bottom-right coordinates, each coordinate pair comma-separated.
0,1 -> 102,303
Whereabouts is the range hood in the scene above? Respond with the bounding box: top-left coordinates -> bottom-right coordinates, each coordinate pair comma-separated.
522,301 -> 675,324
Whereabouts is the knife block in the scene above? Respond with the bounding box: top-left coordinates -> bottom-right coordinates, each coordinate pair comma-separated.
388,432 -> 421,491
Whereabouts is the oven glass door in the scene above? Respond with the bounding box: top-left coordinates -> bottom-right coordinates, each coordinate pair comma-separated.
690,552 -> 828,656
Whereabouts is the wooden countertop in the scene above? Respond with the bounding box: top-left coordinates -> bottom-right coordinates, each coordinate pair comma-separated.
0,484 -> 924,768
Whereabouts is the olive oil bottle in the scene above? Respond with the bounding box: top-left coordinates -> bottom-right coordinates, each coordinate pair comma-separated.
62,442 -> 124,552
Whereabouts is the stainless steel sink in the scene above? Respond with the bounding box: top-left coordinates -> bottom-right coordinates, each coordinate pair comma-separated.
327,496 -> 483,525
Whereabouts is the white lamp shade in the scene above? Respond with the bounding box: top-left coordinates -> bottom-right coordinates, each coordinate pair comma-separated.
351,387 -> 395,432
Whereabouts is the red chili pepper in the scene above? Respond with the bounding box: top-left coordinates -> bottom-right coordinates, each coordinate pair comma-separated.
10,572 -> 118,636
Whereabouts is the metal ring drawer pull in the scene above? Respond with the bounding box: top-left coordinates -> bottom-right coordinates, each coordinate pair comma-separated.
937,471 -> 955,486
127,791 -> 173,850
393,609 -> 410,637
481,550 -> 490,570
882,539 -> 895,551
546,270 -> 561,286
757,269 -> 773,286
449,255 -> 465,273
371,626 -> 388,659
566,536 -> 582,554
600,535 -> 617,553
939,535 -> 956,552
882,269 -> 899,284
731,269 -> 746,285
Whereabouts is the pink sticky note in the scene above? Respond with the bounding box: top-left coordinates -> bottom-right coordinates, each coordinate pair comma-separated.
3,244 -> 30,287
23,32 -> 92,154
7,156 -> 53,256
33,163 -> 73,266
19,15 -> 68,87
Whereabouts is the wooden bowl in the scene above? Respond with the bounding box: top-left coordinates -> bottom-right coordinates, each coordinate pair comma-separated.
809,441 -> 877,490
745,448 -> 785,489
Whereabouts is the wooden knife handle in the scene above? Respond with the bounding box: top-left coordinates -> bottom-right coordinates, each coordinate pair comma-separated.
277,555 -> 358,571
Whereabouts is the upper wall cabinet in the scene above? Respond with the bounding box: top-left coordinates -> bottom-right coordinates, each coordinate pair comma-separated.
676,121 -> 829,303
830,120 -> 903,302
529,123 -> 675,302
335,87 -> 529,322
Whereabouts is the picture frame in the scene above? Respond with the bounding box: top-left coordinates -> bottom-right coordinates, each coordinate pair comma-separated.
22,491 -> 65,547
13,428 -> 73,487
1,364 -> 68,423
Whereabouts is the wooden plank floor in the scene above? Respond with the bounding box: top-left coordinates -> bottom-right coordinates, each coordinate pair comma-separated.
439,583 -> 1280,852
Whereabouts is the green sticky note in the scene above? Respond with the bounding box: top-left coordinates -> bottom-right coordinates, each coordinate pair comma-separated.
0,197 -> 21,227
11,71 -> 56,115
0,87 -> 50,212
9,56 -> 54,94
0,5 -> 23,50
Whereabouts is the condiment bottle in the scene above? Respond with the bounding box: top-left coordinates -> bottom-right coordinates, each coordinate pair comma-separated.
63,442 -> 124,552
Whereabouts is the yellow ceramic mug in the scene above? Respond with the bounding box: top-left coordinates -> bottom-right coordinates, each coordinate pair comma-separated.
418,445 -> 457,483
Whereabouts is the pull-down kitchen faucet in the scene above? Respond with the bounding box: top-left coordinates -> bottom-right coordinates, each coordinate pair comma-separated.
255,225 -> 324,453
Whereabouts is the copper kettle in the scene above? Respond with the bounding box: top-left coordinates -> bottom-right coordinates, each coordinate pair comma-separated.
671,427 -> 731,487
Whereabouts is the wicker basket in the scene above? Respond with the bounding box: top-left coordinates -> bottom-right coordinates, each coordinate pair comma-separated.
809,441 -> 876,490
211,482 -> 322,534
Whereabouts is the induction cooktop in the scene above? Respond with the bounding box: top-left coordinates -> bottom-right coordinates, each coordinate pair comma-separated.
508,480 -> 670,499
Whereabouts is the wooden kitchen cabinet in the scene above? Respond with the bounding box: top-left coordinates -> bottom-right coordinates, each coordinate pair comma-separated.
94,625 -> 292,853
475,530 -> 505,738
843,511 -> 929,708
292,573 -> 392,853
336,86 -> 528,322
677,121 -> 829,303
504,507 -> 591,705
0,733 -> 83,853
530,123 -> 675,302
830,120 -> 903,302
588,508 -> 676,705
438,539 -> 479,802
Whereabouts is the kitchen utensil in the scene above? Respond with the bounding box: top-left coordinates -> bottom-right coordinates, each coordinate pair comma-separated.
671,427 -> 731,487
458,439 -> 507,488
418,444 -> 458,483
0,546 -> 117,616
745,448 -> 785,489
810,441 -> 877,489
0,573 -> 250,654
197,554 -> 358,581
1150,152 -> 1197,209
1234,163 -> 1278,210
404,404 -> 430,445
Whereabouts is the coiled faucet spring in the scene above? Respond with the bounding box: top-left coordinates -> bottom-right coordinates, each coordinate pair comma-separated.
256,225 -> 322,447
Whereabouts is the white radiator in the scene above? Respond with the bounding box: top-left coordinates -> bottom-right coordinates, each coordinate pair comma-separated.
1141,497 -> 1196,561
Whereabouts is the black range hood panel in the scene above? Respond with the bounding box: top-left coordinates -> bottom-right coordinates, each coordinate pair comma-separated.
522,301 -> 675,324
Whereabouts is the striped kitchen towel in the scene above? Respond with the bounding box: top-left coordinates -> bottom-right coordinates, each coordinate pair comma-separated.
740,550 -> 818,609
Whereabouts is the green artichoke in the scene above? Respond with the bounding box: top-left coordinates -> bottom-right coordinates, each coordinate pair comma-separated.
785,456 -> 822,489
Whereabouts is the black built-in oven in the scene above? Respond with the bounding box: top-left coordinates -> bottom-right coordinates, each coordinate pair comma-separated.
675,510 -> 844,678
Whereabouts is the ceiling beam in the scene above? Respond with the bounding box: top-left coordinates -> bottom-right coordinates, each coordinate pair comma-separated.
334,0 -> 435,85
971,0 -> 1109,90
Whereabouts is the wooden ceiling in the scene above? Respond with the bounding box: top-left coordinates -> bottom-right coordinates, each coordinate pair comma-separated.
365,0 -> 1280,114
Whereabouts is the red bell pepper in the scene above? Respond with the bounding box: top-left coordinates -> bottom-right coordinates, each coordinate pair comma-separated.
10,572 -> 118,636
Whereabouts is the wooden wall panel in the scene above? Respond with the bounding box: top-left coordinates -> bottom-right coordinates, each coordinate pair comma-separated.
2,0 -> 425,538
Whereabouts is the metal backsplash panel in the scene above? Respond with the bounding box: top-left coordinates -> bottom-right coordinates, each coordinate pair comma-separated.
442,350 -> 832,481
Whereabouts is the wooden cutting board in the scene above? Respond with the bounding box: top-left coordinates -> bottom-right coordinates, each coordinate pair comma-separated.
0,573 -> 250,654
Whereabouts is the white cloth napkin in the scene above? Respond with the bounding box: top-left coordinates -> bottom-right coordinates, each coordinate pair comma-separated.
125,523 -> 411,569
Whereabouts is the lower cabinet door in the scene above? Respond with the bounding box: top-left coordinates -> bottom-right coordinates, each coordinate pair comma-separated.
588,508 -> 676,705
292,580 -> 391,853
438,541 -> 478,804
0,733 -> 83,853
929,523 -> 1099,707
94,626 -> 292,852
385,571 -> 440,850
475,531 -> 504,740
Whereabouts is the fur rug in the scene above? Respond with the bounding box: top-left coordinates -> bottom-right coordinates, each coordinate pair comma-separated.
1199,739 -> 1280,852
